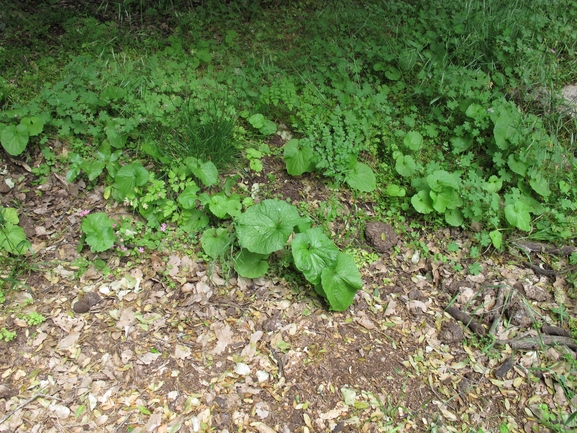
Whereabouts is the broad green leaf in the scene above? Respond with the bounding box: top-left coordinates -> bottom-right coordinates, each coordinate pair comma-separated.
284,139 -> 316,176
21,116 -> 45,136
249,159 -> 263,172
411,190 -> 434,214
321,253 -> 363,311
504,202 -> 531,232
1,124 -> 29,156
81,160 -> 105,181
444,209 -> 464,226
105,123 -> 128,148
426,170 -> 460,191
236,199 -> 303,255
483,176 -> 503,193
177,184 -> 200,209
0,223 -> 30,255
292,228 -> 339,286
208,193 -> 242,218
197,48 -> 212,63
450,136 -> 473,153
431,189 -> 462,213
404,131 -> 423,151
345,162 -> 376,192
398,50 -> 418,71
201,228 -> 230,258
465,103 -> 486,120
81,212 -> 115,252
113,163 -> 149,200
395,154 -> 416,177
507,154 -> 527,176
234,249 -> 269,279
180,209 -> 209,233
385,184 -> 406,197
1,207 -> 20,224
259,119 -> 277,135
189,160 -> 218,187
489,230 -> 503,249
529,172 -> 551,197
493,114 -> 518,150
385,67 -> 401,81
248,113 -> 265,129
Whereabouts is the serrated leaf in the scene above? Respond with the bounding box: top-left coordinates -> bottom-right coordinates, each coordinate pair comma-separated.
450,135 -> 473,153
292,228 -> 339,286
345,162 -> 376,192
200,228 -> 230,258
404,131 -> 423,151
504,202 -> 531,232
236,199 -> 303,255
177,183 -> 200,209
284,139 -> 316,176
1,124 -> 29,156
234,248 -> 269,278
321,253 -> 363,311
411,190 -> 434,214
113,163 -> 149,200
81,212 -> 115,252
395,154 -> 416,177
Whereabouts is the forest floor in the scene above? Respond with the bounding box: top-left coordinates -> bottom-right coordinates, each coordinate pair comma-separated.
1,138 -> 576,433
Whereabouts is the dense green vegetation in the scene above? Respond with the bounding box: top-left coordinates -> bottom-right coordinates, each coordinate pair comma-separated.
1,0 -> 577,302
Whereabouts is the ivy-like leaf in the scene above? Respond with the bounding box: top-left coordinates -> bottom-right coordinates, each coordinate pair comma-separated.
81,212 -> 115,252
180,209 -> 209,233
321,253 -> 363,311
284,139 -> 316,176
201,228 -> 230,258
234,248 -> 269,279
292,228 -> 339,286
189,159 -> 218,187
208,193 -> 242,219
450,135 -> 473,153
345,162 -> 376,192
236,199 -> 304,255
21,116 -> 45,136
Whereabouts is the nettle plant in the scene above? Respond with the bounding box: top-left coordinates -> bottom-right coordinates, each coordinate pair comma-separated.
227,199 -> 363,311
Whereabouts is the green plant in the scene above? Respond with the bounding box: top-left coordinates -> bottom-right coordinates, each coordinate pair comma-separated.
0,207 -> 31,255
23,311 -> 46,326
0,328 -> 16,342
0,115 -> 46,155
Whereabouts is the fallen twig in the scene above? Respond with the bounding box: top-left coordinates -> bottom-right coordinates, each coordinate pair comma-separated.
445,306 -> 486,337
495,335 -> 577,351
0,393 -> 62,425
488,285 -> 508,337
542,325 -> 572,338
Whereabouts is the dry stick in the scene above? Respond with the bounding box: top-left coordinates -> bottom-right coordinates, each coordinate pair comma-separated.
488,285 -> 507,337
445,306 -> 486,337
542,325 -> 572,338
0,393 -> 62,425
495,335 -> 577,351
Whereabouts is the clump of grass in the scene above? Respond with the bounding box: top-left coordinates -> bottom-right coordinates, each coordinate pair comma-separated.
167,98 -> 240,169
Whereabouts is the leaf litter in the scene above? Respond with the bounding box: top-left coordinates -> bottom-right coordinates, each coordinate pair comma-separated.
0,158 -> 576,433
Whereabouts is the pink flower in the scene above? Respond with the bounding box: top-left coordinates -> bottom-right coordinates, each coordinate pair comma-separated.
138,247 -> 144,253
79,209 -> 91,217
551,48 -> 556,53
160,223 -> 167,232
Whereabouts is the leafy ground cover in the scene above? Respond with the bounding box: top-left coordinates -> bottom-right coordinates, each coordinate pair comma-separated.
1,0 -> 577,432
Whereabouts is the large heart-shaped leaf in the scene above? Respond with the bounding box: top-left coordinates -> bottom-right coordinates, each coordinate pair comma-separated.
201,228 -> 231,258
321,253 -> 363,311
504,201 -> 531,232
81,212 -> 115,252
0,223 -> 30,255
284,139 -> 316,176
1,124 -> 29,156
236,199 -> 303,255
234,248 -> 269,279
180,209 -> 209,233
113,163 -> 149,200
345,162 -> 376,192
177,183 -> 200,210
395,154 -> 416,177
292,228 -> 339,286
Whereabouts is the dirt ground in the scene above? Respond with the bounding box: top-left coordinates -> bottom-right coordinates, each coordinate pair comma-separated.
0,143 -> 576,433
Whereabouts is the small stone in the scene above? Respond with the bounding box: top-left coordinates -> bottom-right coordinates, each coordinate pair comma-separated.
365,222 -> 399,253
72,299 -> 90,314
72,292 -> 102,313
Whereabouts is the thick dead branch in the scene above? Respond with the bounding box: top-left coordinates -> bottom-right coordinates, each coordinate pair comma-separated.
445,306 -> 486,337
495,335 -> 577,351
